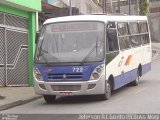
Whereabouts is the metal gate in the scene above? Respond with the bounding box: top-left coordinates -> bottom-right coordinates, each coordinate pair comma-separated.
0,27 -> 5,86
0,13 -> 29,86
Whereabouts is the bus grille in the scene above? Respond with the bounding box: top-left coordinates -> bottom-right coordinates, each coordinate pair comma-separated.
48,73 -> 83,80
51,85 -> 81,91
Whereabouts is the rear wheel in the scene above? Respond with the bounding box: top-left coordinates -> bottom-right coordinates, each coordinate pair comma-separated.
101,80 -> 111,100
43,95 -> 56,103
131,69 -> 140,86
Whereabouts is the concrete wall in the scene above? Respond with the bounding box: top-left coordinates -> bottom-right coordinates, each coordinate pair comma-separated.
149,1 -> 160,42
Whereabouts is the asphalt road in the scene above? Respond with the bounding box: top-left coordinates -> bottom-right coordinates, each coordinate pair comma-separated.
1,56 -> 160,114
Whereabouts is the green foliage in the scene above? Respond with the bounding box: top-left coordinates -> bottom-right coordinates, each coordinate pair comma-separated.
139,0 -> 149,15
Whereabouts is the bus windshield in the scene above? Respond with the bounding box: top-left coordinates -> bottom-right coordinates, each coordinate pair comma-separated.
35,21 -> 105,64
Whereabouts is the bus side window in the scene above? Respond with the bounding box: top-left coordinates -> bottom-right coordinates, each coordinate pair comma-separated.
139,22 -> 148,33
138,22 -> 150,45
129,22 -> 141,47
129,22 -> 139,34
117,22 -> 129,36
117,22 -> 131,50
107,28 -> 119,52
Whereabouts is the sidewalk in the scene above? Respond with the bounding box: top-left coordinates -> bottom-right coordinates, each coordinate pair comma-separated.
0,87 -> 42,111
152,42 -> 160,49
152,42 -> 160,59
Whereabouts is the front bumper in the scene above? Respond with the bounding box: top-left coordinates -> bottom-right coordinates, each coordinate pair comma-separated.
34,77 -> 105,96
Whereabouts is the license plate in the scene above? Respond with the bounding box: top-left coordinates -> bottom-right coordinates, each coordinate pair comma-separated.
59,92 -> 72,96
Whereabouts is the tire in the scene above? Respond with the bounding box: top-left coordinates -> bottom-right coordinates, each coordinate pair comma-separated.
131,69 -> 140,86
101,80 -> 111,100
43,95 -> 56,104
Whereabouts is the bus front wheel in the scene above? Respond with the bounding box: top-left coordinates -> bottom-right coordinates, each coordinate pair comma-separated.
101,80 -> 111,100
43,95 -> 56,103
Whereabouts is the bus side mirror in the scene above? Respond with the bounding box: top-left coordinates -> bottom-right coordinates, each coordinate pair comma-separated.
35,32 -> 39,44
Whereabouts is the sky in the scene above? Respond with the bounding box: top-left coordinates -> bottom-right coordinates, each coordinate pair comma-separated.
47,0 -> 58,4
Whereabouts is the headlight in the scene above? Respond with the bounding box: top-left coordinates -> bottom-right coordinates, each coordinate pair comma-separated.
90,64 -> 104,80
33,67 -> 43,81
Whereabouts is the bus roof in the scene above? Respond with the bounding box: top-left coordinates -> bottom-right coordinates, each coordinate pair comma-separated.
43,15 -> 148,25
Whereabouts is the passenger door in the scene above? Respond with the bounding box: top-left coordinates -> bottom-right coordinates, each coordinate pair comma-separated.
106,22 -> 121,90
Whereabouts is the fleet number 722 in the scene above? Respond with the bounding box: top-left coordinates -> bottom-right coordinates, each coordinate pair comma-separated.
73,67 -> 83,72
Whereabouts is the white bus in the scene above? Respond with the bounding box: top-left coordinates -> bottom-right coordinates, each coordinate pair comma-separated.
34,15 -> 152,103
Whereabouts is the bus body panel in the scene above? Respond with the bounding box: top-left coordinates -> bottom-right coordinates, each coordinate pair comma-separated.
105,44 -> 151,90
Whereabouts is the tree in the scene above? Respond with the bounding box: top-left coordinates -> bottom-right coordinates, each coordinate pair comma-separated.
139,0 -> 149,15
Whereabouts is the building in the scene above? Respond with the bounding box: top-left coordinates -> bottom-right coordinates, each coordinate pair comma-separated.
39,1 -> 79,25
0,0 -> 41,87
39,0 -> 80,26
49,0 -> 103,14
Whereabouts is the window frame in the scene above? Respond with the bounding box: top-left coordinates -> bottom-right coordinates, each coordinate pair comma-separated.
108,20 -> 150,52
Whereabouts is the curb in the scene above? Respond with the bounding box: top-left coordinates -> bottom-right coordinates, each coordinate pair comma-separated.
0,96 -> 42,111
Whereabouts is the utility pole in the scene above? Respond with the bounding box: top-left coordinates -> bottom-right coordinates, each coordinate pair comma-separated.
128,0 -> 131,15
69,0 -> 72,16
137,0 -> 139,15
117,0 -> 120,13
110,0 -> 113,13
103,0 -> 106,13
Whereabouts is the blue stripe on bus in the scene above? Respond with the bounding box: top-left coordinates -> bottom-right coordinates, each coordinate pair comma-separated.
142,62 -> 151,75
36,62 -> 104,81
113,62 -> 151,90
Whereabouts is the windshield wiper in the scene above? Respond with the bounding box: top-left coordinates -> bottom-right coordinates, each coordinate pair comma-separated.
37,40 -> 51,66
41,50 -> 52,66
80,39 -> 98,65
